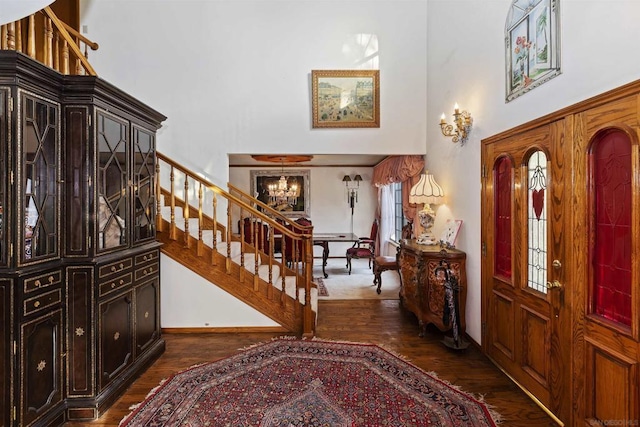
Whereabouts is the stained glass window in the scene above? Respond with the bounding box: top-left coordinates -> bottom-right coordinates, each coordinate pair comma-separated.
527,150 -> 547,293
591,130 -> 631,327
494,156 -> 512,278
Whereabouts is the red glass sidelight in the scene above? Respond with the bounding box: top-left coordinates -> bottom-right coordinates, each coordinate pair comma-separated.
591,130 -> 632,327
494,156 -> 512,278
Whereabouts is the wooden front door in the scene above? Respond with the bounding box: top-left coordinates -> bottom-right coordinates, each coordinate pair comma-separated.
481,121 -> 571,424
571,96 -> 640,425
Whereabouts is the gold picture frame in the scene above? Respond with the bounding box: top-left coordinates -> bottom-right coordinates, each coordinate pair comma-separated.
311,70 -> 380,128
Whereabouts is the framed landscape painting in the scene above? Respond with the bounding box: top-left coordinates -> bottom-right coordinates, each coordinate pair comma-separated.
505,0 -> 561,102
311,70 -> 380,128
250,170 -> 310,218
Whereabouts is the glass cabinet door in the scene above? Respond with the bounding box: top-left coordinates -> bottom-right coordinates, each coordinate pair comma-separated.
132,126 -> 156,243
21,92 -> 60,263
96,111 -> 129,251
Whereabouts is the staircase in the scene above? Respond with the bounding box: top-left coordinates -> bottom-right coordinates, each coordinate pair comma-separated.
0,5 -> 98,75
1,7 -> 317,336
155,153 -> 317,336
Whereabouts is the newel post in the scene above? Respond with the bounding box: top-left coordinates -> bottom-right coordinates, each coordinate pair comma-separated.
302,234 -> 315,337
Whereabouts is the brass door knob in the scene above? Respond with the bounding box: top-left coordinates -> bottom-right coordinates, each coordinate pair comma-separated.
546,280 -> 562,289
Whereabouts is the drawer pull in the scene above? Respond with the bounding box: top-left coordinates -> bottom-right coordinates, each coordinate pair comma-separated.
144,311 -> 149,318
114,332 -> 120,341
111,266 -> 116,272
34,280 -> 41,287
48,275 -> 54,283
119,263 -> 124,269
143,255 -> 148,261
111,282 -> 116,289
34,300 -> 40,308
143,269 -> 147,275
120,279 -> 124,285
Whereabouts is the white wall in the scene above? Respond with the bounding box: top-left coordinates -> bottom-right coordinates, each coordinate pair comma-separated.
79,0 -> 427,328
426,0 -> 640,342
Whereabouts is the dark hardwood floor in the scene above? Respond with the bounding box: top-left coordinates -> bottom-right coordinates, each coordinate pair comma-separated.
65,299 -> 556,426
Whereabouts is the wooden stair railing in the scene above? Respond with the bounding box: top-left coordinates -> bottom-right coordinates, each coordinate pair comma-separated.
0,6 -> 98,75
228,182 -> 314,234
156,152 -> 316,336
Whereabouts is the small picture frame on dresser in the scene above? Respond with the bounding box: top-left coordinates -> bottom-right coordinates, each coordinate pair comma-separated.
441,219 -> 462,247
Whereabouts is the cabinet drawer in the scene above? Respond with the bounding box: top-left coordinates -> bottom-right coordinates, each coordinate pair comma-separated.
24,271 -> 62,293
135,250 -> 159,266
99,273 -> 133,297
24,289 -> 62,316
135,261 -> 158,282
98,258 -> 132,279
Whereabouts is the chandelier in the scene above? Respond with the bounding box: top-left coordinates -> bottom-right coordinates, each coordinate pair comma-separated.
268,175 -> 298,206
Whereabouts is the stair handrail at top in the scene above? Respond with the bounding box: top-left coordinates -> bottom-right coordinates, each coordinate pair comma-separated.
157,153 -> 310,240
42,7 -> 96,75
227,182 -> 313,234
58,19 -> 99,51
1,6 -> 97,75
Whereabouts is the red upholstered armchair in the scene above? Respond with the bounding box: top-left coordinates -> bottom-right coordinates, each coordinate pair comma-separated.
346,219 -> 378,274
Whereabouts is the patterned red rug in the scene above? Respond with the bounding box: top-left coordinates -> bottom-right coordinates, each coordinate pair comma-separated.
120,338 -> 500,426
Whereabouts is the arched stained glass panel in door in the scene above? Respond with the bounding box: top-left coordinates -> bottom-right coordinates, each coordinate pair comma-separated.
494,156 -> 513,278
591,130 -> 632,327
527,150 -> 548,294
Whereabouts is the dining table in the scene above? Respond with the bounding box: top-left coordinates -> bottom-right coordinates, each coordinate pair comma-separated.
312,232 -> 359,278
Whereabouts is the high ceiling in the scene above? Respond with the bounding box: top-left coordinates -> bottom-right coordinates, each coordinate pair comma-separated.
228,154 -> 388,167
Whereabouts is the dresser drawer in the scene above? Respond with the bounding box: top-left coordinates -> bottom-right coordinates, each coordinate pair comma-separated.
99,272 -> 133,297
24,271 -> 62,293
24,289 -> 62,316
135,250 -> 159,266
135,261 -> 158,282
98,258 -> 132,280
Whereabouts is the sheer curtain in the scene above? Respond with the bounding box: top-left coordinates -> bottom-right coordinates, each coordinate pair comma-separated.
378,185 -> 395,256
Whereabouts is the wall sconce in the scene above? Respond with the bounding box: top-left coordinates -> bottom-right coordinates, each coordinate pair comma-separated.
440,103 -> 473,145
342,174 -> 363,212
409,171 -> 444,245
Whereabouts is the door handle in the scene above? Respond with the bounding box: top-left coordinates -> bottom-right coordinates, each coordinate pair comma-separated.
546,280 -> 562,289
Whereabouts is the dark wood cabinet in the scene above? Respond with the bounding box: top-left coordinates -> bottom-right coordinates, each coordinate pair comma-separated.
0,51 -> 166,426
399,240 -> 467,338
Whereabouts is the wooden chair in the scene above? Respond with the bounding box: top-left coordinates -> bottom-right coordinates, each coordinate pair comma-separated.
345,219 -> 378,274
284,217 -> 313,266
373,245 -> 401,294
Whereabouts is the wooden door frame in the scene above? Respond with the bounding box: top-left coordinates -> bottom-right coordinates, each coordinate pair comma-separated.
480,121 -> 572,425
482,79 -> 640,426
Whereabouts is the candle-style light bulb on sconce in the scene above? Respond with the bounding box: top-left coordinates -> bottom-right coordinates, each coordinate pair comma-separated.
440,103 -> 473,145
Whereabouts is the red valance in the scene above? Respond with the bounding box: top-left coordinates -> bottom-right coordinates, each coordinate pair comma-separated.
371,155 -> 424,187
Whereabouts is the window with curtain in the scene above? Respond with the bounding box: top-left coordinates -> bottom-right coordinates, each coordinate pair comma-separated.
372,155 -> 424,256
392,182 -> 407,242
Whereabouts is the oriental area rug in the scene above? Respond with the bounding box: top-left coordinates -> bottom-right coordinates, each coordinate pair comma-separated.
120,338 -> 500,427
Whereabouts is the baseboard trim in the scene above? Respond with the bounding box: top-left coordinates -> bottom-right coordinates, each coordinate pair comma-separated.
162,326 -> 289,334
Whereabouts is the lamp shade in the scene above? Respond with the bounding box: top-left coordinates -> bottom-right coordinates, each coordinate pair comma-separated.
409,172 -> 444,205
